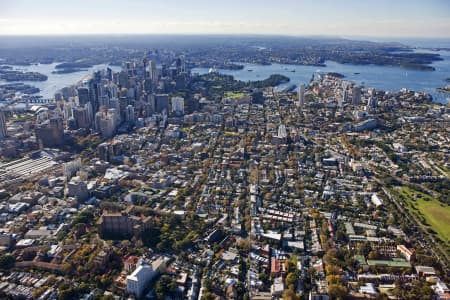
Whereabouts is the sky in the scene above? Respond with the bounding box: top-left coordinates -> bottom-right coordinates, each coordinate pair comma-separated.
0,0 -> 449,38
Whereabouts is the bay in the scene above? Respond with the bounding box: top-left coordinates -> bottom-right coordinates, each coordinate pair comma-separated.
2,49 -> 449,104
192,50 -> 450,104
0,63 -> 121,99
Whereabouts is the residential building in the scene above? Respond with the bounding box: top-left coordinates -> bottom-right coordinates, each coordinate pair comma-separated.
126,260 -> 157,298
35,116 -> 64,148
171,96 -> 185,115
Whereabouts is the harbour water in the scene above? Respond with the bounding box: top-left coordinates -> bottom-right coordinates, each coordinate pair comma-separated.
193,49 -> 450,104
0,63 -> 121,99
1,48 -> 449,104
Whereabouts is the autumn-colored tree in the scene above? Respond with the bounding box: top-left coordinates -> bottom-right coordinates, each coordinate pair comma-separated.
285,272 -> 298,287
282,289 -> 300,300
326,274 -> 343,285
328,284 -> 348,300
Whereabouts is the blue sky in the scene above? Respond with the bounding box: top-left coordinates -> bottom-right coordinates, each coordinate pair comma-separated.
0,0 -> 449,37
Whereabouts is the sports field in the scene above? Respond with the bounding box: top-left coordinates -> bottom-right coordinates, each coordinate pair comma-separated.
399,187 -> 450,246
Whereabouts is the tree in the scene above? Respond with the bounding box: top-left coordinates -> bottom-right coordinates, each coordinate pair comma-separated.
0,254 -> 15,269
32,286 -> 48,299
285,272 -> 298,287
259,273 -> 270,286
282,289 -> 299,300
368,250 -> 380,260
328,284 -> 348,300
155,275 -> 177,299
326,275 -> 343,285
201,291 -> 216,300
77,283 -> 90,294
72,210 -> 94,225
58,287 -> 77,300
237,239 -> 251,252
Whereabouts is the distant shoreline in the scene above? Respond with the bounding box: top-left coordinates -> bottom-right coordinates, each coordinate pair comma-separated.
52,68 -> 88,74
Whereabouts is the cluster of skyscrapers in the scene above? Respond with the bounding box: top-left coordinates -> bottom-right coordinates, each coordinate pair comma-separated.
32,55 -> 189,146
297,79 -> 375,114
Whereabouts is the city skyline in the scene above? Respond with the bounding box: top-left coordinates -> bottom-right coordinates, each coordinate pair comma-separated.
1,0 -> 450,37
1,1 -> 450,299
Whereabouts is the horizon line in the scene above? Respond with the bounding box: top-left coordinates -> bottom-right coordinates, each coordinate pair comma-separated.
0,33 -> 449,40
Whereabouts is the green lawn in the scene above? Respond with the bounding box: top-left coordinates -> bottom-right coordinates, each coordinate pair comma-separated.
399,187 -> 450,245
224,131 -> 239,136
224,91 -> 244,99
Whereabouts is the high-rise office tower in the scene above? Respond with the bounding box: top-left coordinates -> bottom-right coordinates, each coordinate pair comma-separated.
106,67 -> 113,81
142,55 -> 148,80
338,89 -> 346,110
143,94 -> 155,117
0,111 -> 7,138
154,94 -> 169,114
109,108 -> 121,127
89,72 -> 102,113
124,61 -> 136,77
63,102 -> 74,120
109,98 -> 120,111
367,97 -> 377,110
99,114 -> 116,139
277,124 -> 287,138
118,71 -> 128,88
99,95 -> 110,108
105,83 -> 118,99
77,87 -> 90,106
176,56 -> 185,74
171,97 -> 185,115
149,60 -> 157,83
125,105 -> 136,124
35,116 -> 64,148
73,106 -> 91,129
96,109 -> 119,138
352,86 -> 361,105
297,83 -> 305,108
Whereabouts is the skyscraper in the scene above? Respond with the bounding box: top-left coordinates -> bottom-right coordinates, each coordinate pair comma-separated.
176,56 -> 186,74
35,116 -> 64,148
367,97 -> 377,110
277,124 -> 287,138
352,86 -> 361,105
0,111 -> 7,138
99,95 -> 110,108
73,106 -> 91,129
149,60 -> 157,83
118,71 -> 129,88
339,89 -> 346,110
171,96 -> 185,115
125,105 -> 136,124
96,109 -> 119,138
89,72 -> 102,113
297,83 -> 305,109
155,94 -> 169,114
77,87 -> 90,106
106,67 -> 113,81
142,54 -> 148,80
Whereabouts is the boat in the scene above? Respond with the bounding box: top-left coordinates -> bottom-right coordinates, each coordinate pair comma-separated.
248,69 -> 253,72
291,70 -> 296,72
354,72 -> 360,75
